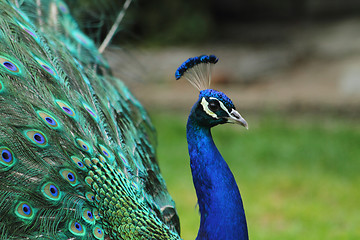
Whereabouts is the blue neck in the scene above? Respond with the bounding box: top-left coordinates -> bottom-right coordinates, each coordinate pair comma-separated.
187,114 -> 248,240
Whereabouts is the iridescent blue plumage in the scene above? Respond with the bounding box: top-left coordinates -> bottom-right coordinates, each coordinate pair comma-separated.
187,90 -> 248,240
176,56 -> 249,239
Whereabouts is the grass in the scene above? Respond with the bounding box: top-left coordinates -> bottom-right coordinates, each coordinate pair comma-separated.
149,111 -> 360,240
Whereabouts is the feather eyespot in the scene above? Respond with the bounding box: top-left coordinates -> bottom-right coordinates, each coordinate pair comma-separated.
85,192 -> 95,202
42,182 -> 61,200
93,209 -> 100,220
2,62 -> 16,71
24,28 -> 37,38
15,202 -> 35,220
71,156 -> 86,170
24,130 -> 48,147
90,157 -> 99,165
37,111 -> 60,129
15,20 -> 39,41
98,155 -> 105,163
118,152 -> 128,166
98,145 -> 114,161
34,57 -> 57,77
58,2 -> 69,14
84,158 -> 92,167
0,57 -> 20,74
0,147 -> 16,169
1,148 -> 12,162
93,226 -> 104,240
60,169 -> 78,186
85,107 -> 95,117
73,30 -> 92,47
69,220 -> 86,236
42,65 -> 53,74
76,138 -> 92,153
82,208 -> 95,224
55,100 -> 76,118
83,103 -> 98,121
85,176 -> 93,187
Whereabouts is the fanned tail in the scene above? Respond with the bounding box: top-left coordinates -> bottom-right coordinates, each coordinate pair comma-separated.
0,0 -> 180,239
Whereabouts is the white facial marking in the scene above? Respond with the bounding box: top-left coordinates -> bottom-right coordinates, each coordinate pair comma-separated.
201,97 -> 218,119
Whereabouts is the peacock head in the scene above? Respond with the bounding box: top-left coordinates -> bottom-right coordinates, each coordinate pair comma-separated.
191,89 -> 248,128
176,55 -> 248,128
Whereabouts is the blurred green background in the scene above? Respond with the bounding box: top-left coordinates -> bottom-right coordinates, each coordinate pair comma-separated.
152,112 -> 360,239
68,0 -> 360,239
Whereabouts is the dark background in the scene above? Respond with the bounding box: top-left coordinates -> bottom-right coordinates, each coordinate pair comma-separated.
66,0 -> 360,46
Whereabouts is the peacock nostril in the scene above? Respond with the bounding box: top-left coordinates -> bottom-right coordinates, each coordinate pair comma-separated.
231,111 -> 241,119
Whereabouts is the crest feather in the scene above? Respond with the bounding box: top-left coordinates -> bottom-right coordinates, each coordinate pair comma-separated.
175,55 -> 218,91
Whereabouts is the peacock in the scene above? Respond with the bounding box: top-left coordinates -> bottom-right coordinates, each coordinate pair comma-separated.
0,0 -> 249,239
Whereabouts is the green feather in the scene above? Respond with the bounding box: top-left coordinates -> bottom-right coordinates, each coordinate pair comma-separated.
0,0 -> 180,239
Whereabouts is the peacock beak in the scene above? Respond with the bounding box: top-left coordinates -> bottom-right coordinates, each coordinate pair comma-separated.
227,109 -> 248,129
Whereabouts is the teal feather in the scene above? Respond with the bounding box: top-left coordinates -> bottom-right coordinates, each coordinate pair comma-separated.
0,0 -> 180,239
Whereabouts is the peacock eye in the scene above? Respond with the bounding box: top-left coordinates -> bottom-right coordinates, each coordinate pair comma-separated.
208,100 -> 220,111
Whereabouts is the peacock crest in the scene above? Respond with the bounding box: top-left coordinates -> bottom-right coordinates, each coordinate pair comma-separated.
175,55 -> 218,91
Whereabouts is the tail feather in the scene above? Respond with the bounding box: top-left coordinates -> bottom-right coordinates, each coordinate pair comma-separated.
0,0 -> 180,239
